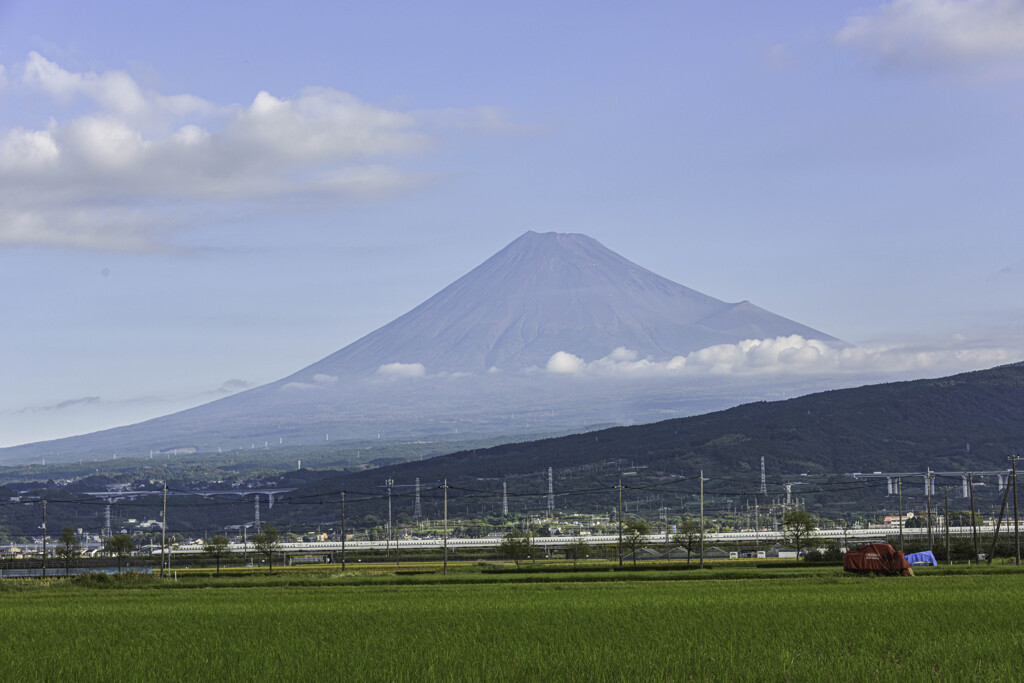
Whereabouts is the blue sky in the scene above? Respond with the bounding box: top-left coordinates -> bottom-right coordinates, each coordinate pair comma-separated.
2,1 -> 1024,446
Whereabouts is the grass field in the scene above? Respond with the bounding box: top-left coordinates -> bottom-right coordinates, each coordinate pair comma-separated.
1,567 -> 1021,681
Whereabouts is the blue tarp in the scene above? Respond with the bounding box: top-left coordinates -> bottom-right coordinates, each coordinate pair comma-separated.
905,550 -> 938,566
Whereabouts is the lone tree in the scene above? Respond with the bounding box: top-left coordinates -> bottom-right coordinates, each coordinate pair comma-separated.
622,518 -> 651,567
499,531 -> 532,569
672,519 -> 702,564
840,519 -> 855,552
566,537 -> 591,569
203,536 -> 233,575
103,534 -> 134,574
55,527 -> 81,577
783,510 -> 817,557
251,524 -> 280,574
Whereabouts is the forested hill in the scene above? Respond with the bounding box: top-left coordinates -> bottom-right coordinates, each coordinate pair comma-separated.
294,361 -> 1024,502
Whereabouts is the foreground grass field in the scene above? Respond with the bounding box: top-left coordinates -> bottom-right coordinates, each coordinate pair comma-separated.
1,568 -> 1021,681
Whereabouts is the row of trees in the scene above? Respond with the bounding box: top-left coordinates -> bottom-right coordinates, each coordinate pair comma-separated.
39,511 -> 818,576
42,528 -> 136,576
496,510 -> 819,568
498,532 -> 592,569
202,524 -> 281,573
37,524 -> 285,577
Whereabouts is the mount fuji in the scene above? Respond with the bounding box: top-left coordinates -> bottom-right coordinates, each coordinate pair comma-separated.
2,231 -> 841,463
292,231 -> 837,378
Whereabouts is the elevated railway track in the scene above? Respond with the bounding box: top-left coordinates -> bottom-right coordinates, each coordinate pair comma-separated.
165,524 -> 1011,556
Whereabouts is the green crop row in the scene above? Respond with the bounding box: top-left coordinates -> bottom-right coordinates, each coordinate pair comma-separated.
1,572 -> 1021,681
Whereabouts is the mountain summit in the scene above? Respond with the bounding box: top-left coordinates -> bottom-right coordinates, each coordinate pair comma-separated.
1,231 -> 840,462
292,231 -> 837,380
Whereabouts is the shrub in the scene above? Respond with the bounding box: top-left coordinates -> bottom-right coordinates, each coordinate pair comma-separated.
71,572 -> 112,587
70,570 -> 158,589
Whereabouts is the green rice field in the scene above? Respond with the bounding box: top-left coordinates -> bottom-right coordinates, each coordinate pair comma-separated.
1,568 -> 1021,681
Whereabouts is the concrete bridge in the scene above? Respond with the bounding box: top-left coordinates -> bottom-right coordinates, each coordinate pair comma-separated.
83,489 -> 293,504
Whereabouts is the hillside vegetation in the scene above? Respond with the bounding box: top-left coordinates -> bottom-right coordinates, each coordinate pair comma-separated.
302,362 -> 1024,493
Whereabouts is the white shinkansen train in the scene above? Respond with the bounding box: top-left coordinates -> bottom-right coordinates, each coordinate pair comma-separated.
165,524 -> 1003,555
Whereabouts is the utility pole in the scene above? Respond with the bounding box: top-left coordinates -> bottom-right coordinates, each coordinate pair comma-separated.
943,487 -> 951,565
529,515 -> 535,565
440,480 -> 450,576
663,507 -> 670,559
988,473 -> 1012,564
41,499 -> 47,578
614,480 -> 624,568
897,477 -> 904,554
341,490 -> 346,571
700,470 -> 705,570
754,497 -> 760,553
386,478 -> 393,560
1011,455 -> 1020,566
161,483 -> 168,578
926,469 -> 933,551
969,473 -> 979,561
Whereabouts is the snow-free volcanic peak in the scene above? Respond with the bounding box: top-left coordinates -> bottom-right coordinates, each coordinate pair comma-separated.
290,230 -> 838,379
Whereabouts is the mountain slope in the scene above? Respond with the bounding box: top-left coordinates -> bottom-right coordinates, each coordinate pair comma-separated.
1,231 -> 840,463
291,231 -> 837,378
277,362 -> 1024,524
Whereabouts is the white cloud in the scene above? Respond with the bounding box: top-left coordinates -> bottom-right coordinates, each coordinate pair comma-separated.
546,351 -> 586,374
281,381 -> 318,391
227,89 -> 426,163
22,52 -> 211,120
837,0 -> 1024,77
281,373 -> 342,390
0,65 -> 7,90
0,53 -> 512,252
0,127 -> 60,170
377,362 -> 427,378
0,205 -> 156,252
66,115 -> 147,170
544,335 -> 1020,379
